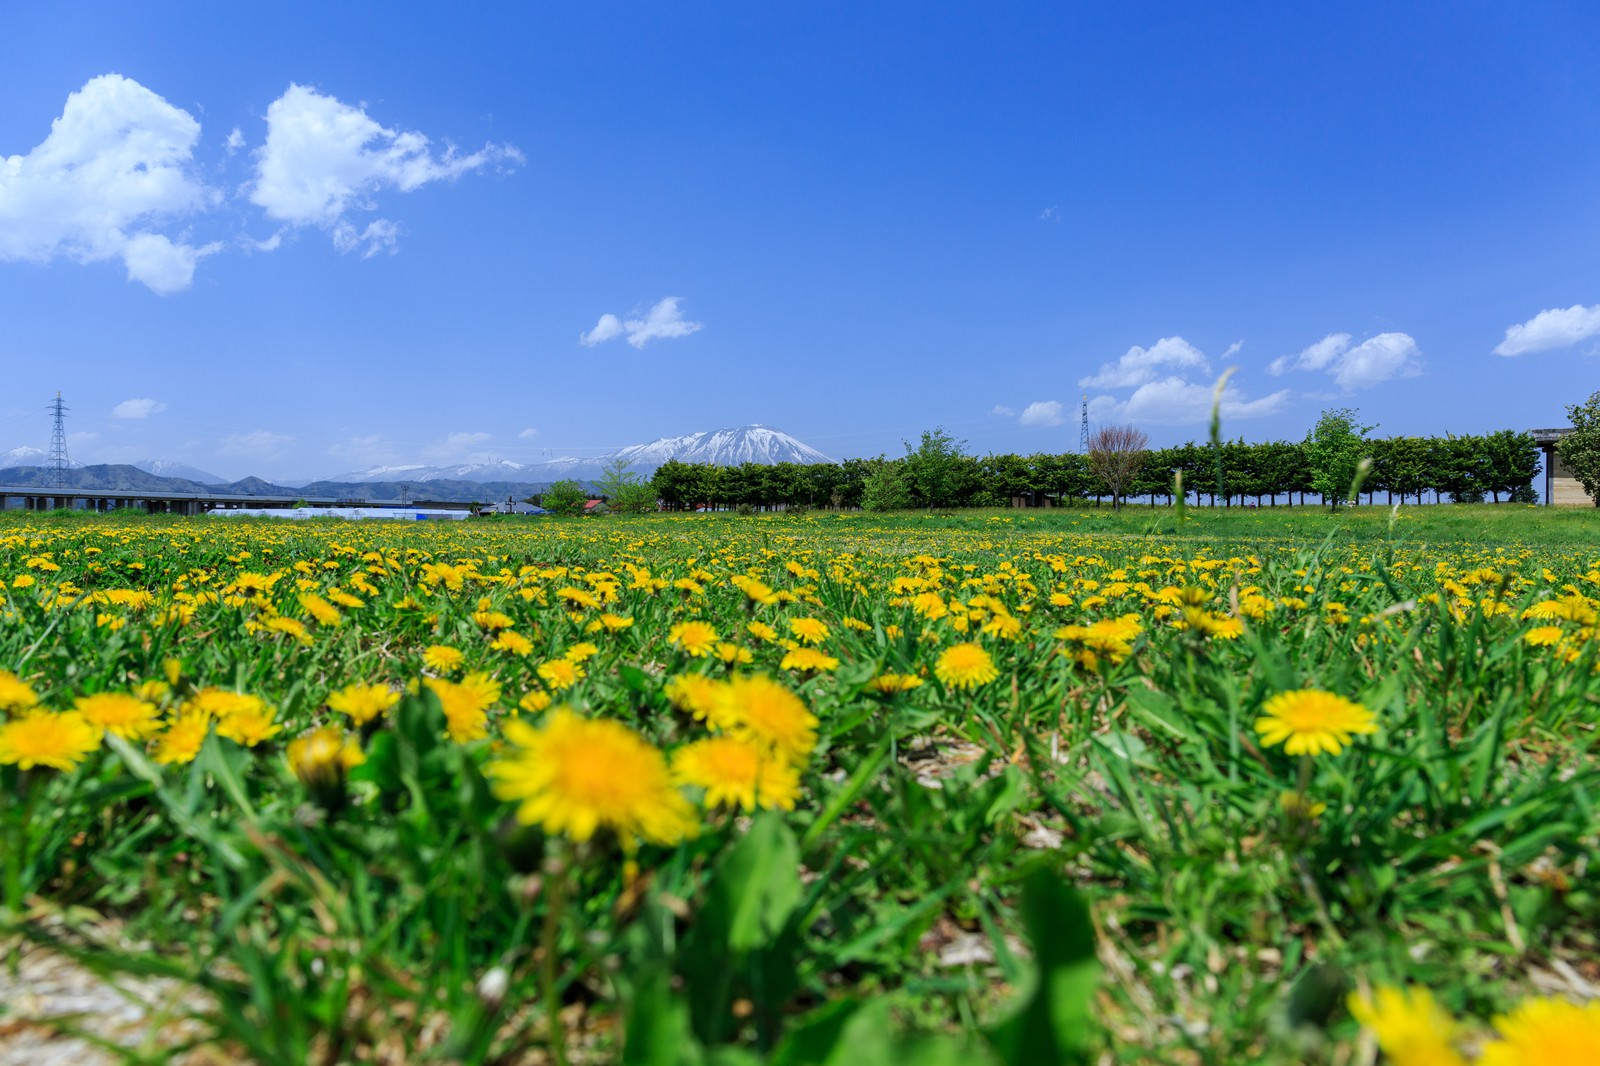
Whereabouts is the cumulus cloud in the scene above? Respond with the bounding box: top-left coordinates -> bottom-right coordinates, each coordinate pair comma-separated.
222,430 -> 294,455
1080,335 -> 1286,427
225,127 -> 244,153
1019,400 -> 1065,426
990,404 -> 1015,417
1092,377 -> 1290,425
580,297 -> 703,349
518,427 -> 539,439
1494,304 -> 1600,357
1269,331 -> 1420,388
248,83 -> 520,254
112,398 -> 166,419
0,74 -> 221,293
1079,336 -> 1210,389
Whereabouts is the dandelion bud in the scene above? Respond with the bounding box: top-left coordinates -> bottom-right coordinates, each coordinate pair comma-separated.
286,726 -> 361,811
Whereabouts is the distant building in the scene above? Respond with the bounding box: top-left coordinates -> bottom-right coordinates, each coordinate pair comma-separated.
1531,428 -> 1591,506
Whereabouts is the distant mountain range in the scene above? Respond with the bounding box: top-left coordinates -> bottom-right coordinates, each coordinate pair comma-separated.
0,424 -> 835,504
322,425 -> 833,484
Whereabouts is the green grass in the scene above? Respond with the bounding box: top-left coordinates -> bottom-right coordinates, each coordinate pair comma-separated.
1,507 -> 1597,1064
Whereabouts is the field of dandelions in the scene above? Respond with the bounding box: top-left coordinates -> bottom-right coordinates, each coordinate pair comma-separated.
1,507 -> 1597,1064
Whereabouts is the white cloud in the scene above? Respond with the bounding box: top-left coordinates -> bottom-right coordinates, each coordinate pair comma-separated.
1494,304 -> 1600,357
1093,376 -> 1290,425
580,313 -> 625,347
0,74 -> 221,293
1332,333 -> 1421,388
222,430 -> 293,455
1269,332 -> 1352,376
990,404 -> 1015,417
1079,336 -> 1210,389
327,433 -> 396,466
1019,400 -> 1064,426
112,398 -> 166,419
225,127 -> 244,153
518,427 -> 539,439
1039,205 -> 1061,222
248,83 -> 520,253
331,218 -> 399,258
1269,331 -> 1419,388
423,431 -> 493,462
580,297 -> 703,349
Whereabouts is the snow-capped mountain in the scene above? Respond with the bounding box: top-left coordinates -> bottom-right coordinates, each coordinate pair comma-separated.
325,458 -> 532,484
132,459 -> 224,484
318,427 -> 831,485
2,444 -> 82,469
611,426 -> 834,469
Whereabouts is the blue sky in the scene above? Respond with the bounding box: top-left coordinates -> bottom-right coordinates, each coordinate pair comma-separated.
2,2 -> 1598,480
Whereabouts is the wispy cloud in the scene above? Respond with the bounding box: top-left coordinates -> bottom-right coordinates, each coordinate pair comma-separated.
580,297 -> 703,349
1494,304 -> 1600,357
990,404 -> 1015,417
222,430 -> 294,455
1269,331 -> 1421,388
112,397 -> 167,419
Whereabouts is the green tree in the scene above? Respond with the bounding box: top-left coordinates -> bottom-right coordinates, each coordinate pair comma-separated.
1557,389 -> 1600,507
597,458 -> 657,514
902,427 -> 968,511
1306,408 -> 1374,509
860,457 -> 911,512
1479,429 -> 1540,504
540,479 -> 586,516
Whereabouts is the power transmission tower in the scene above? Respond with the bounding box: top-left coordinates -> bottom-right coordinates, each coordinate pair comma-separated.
1079,392 -> 1090,454
47,392 -> 70,490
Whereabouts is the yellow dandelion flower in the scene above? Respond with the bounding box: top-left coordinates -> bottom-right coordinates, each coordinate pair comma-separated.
537,658 -> 584,691
486,709 -> 697,850
564,641 -> 599,663
1348,986 -> 1465,1066
460,671 -> 502,709
666,674 -> 722,720
0,670 -> 41,714
326,589 -> 364,609
519,689 -> 553,714
1255,690 -> 1377,757
746,621 -> 779,642
474,608 -> 515,631
74,693 -> 162,741
327,683 -> 400,726
423,644 -> 465,672
842,617 -> 871,632
599,613 -> 634,632
672,737 -> 801,812
1523,625 -> 1564,647
981,613 -> 1024,641
298,593 -> 342,627
287,725 -> 365,784
133,679 -> 171,705
780,647 -> 841,673
709,674 -> 818,764
216,704 -> 282,747
0,712 -> 102,771
151,713 -> 210,766
935,642 -> 999,690
1479,996 -> 1600,1066
424,677 -> 491,743
715,642 -> 753,665
884,624 -> 904,640
868,673 -> 925,694
789,618 -> 830,644
1278,790 -> 1328,821
669,620 -> 719,657
492,630 -> 535,656
185,688 -> 269,723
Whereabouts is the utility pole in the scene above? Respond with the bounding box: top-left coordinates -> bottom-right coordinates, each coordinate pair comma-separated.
47,392 -> 70,490
1079,392 -> 1090,454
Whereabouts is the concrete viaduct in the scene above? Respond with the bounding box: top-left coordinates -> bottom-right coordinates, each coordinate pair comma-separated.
0,486 -> 473,515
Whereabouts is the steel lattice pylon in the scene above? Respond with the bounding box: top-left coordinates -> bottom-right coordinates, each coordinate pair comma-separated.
47,391 -> 70,490
1079,392 -> 1089,453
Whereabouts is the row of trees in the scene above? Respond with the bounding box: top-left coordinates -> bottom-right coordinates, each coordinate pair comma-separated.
642,424 -> 1544,511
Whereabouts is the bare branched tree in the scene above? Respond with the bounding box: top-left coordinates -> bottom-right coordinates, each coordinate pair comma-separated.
1087,425 -> 1150,509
